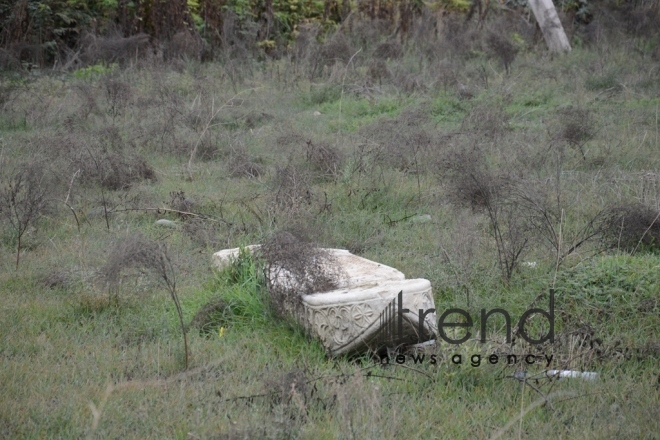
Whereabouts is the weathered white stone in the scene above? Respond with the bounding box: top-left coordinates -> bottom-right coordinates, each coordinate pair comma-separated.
212,246 -> 438,356
410,214 -> 432,223
155,219 -> 178,228
212,244 -> 262,270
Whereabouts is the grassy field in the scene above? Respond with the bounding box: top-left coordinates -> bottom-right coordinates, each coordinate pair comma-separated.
1,9 -> 659,439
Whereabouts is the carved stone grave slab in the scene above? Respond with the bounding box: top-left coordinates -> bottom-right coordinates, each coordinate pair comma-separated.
213,246 -> 438,356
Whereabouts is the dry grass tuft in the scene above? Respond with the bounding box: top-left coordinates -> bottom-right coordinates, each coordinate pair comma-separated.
40,270 -> 72,290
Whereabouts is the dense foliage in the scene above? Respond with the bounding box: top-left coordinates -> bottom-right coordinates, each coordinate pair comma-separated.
3,0 -> 645,67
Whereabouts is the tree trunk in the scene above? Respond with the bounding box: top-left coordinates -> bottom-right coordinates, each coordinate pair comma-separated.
528,0 -> 571,53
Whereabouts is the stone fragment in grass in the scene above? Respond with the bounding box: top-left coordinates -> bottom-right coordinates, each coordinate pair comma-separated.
155,219 -> 178,228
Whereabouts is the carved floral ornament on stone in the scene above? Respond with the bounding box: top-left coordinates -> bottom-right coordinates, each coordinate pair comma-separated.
213,246 -> 438,356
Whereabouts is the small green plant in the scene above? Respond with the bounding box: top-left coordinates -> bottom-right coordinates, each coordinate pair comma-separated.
73,63 -> 118,80
190,247 -> 270,336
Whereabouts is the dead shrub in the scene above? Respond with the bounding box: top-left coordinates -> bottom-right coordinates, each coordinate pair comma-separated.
101,233 -> 188,368
552,106 -> 596,159
271,163 -> 312,211
461,102 -> 511,140
164,31 -> 203,61
600,203 -> 660,253
182,217 -> 224,248
0,161 -> 52,269
359,109 -> 433,174
373,40 -> 403,60
487,32 -> 518,74
102,77 -> 131,119
81,33 -> 151,66
304,140 -> 344,180
311,33 -> 354,77
437,147 -> 532,283
367,59 -> 391,85
73,148 -> 157,191
228,148 -> 264,178
260,230 -> 345,320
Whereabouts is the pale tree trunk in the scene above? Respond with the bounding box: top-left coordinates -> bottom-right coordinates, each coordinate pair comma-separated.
528,0 -> 572,53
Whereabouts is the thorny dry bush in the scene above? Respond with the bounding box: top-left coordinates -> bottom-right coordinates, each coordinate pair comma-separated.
270,162 -> 313,213
227,146 -> 264,179
101,234 -> 174,297
0,160 -> 54,269
437,146 -> 534,283
309,33 -> 354,79
102,76 -> 132,119
72,147 -> 157,191
600,202 -> 660,253
168,190 -> 196,216
461,99 -> 511,141
100,233 -> 188,367
304,139 -> 344,181
358,107 -> 435,174
551,106 -> 596,160
487,31 -> 518,74
80,33 -> 151,66
260,230 -> 345,320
